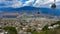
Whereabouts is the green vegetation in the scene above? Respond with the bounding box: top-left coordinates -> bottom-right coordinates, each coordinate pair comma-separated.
42,24 -> 49,31
51,21 -> 60,26
27,29 -> 32,32
3,26 -> 18,34
39,21 -> 60,34
29,21 -> 60,34
50,21 -> 60,28
28,28 -> 60,34
32,31 -> 39,34
1,21 -> 60,34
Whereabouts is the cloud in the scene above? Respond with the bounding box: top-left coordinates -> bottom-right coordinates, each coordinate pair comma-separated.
23,0 -> 34,6
33,0 -> 54,7
11,0 -> 23,8
33,0 -> 60,8
0,0 -> 60,8
0,0 -> 23,8
8,0 -> 23,8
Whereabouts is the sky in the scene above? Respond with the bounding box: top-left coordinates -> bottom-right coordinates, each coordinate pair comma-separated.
0,0 -> 60,8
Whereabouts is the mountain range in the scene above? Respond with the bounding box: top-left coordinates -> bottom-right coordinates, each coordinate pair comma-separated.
0,6 -> 60,16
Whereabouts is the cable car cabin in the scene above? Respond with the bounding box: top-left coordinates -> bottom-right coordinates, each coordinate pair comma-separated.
37,11 -> 40,14
51,3 -> 56,9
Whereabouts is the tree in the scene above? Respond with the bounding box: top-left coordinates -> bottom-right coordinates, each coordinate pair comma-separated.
42,24 -> 49,31
3,26 -> 18,34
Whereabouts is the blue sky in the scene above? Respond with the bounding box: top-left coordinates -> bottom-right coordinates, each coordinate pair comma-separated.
0,0 -> 60,8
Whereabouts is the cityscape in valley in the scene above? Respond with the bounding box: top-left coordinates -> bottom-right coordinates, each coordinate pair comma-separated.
0,7 -> 60,34
0,0 -> 60,34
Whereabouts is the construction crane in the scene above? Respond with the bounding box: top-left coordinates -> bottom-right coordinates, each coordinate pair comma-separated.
51,0 -> 56,9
